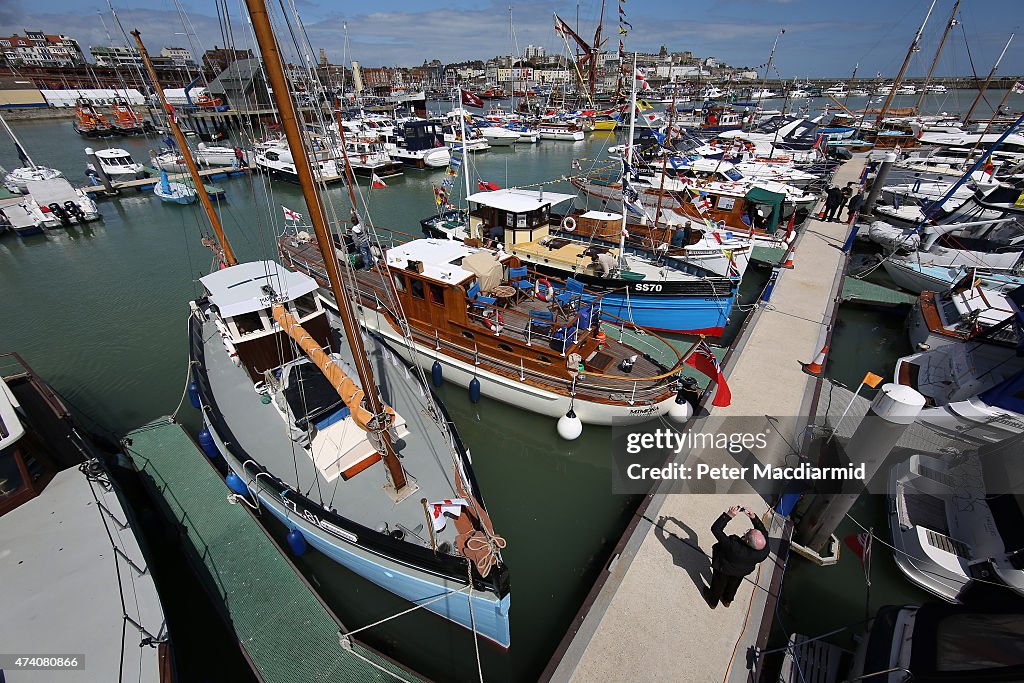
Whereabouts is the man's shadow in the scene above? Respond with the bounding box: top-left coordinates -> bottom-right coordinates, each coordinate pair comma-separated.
655,515 -> 712,594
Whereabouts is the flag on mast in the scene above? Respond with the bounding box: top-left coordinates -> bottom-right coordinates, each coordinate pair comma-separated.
371,173 -> 387,189
460,89 -> 484,108
282,205 -> 303,222
428,499 -> 469,532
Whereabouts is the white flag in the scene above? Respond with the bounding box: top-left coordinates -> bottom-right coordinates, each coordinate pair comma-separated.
428,498 -> 469,532
1013,81 -> 1024,95
282,205 -> 303,222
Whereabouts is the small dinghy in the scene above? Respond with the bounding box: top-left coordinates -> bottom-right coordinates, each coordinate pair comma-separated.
153,169 -> 197,205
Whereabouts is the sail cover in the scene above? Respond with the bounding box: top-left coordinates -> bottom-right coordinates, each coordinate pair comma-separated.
462,250 -> 503,292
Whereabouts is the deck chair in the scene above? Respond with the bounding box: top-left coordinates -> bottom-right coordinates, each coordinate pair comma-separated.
508,266 -> 534,302
466,281 -> 496,310
529,309 -> 555,335
555,277 -> 585,314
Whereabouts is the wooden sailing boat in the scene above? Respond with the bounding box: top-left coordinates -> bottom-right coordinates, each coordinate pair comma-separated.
133,15 -> 511,648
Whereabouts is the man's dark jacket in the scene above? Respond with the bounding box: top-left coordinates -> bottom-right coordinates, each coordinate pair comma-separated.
825,186 -> 844,208
711,513 -> 770,577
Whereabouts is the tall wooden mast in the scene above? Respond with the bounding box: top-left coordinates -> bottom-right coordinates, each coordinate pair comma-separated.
244,0 -> 409,493
875,0 -> 936,124
915,0 -> 960,113
963,33 -> 1014,124
132,30 -> 237,267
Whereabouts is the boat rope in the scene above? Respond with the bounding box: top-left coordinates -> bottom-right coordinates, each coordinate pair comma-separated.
341,583 -> 472,639
169,359 -> 198,421
467,561 -> 486,683
337,638 -> 413,683
462,530 -> 508,578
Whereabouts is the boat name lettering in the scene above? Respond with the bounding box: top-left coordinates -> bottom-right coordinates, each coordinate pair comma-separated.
633,283 -> 663,293
628,405 -> 660,416
282,497 -> 358,543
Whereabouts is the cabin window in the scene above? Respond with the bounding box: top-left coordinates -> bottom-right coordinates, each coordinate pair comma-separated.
232,311 -> 266,336
536,355 -> 552,364
428,284 -> 445,306
718,197 -> 736,211
462,330 -> 475,340
410,279 -> 425,300
498,343 -> 514,353
266,151 -> 279,161
724,169 -> 743,182
517,214 -> 527,228
293,293 -> 318,318
0,448 -> 26,500
392,274 -> 407,293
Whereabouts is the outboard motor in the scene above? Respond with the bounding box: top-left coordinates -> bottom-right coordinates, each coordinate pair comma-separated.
64,200 -> 86,223
48,202 -> 70,225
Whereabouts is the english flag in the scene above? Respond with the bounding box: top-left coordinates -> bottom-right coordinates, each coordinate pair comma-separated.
460,89 -> 484,109
371,173 -> 388,189
844,531 -> 873,574
429,498 -> 469,532
1012,81 -> 1024,95
692,192 -> 712,214
477,179 -> 500,191
282,205 -> 303,221
684,340 -> 731,407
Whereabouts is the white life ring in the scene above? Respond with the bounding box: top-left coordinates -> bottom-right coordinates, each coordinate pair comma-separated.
484,310 -> 504,332
535,278 -> 553,301
561,216 -> 576,232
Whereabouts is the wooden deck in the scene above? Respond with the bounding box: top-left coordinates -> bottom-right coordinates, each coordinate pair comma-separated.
80,165 -> 246,195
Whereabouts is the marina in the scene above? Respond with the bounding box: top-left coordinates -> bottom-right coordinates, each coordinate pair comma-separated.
2,1 -> 1024,681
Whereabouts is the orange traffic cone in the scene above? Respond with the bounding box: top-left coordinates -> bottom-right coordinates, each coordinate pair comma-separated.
781,245 -> 796,269
803,344 -> 828,375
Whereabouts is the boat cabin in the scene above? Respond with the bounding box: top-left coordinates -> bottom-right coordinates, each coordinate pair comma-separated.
93,147 -> 143,172
0,355 -> 81,517
199,260 -> 333,381
396,120 -> 445,151
465,188 -> 576,248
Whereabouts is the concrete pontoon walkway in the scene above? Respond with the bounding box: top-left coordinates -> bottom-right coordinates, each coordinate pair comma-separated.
548,158 -> 867,683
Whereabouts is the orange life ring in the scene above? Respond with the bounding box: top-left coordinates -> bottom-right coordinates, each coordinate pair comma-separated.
535,278 -> 553,301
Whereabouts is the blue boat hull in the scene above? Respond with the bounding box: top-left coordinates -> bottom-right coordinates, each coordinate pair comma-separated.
588,290 -> 736,335
262,501 -> 512,648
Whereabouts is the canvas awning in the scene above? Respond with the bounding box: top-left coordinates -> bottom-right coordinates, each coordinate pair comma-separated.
461,250 -> 503,292
744,187 -> 787,234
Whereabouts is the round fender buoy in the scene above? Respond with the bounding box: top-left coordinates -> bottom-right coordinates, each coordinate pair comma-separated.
188,381 -> 201,409
668,397 -> 694,423
469,377 -> 481,403
198,428 -> 220,459
557,408 -> 583,440
431,360 -> 443,387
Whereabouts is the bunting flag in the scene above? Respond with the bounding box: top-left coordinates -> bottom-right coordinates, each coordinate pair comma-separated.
618,25 -> 628,35
692,192 -> 712,214
684,340 -> 731,407
282,205 -> 303,222
620,19 -> 633,30
371,173 -> 387,189
1013,81 -> 1024,95
635,68 -> 652,91
571,158 -> 582,170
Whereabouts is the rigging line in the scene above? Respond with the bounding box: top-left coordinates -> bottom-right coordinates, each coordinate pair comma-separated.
343,583 -> 473,639
339,643 -> 413,683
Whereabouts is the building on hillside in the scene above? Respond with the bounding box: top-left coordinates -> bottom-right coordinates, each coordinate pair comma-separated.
90,45 -> 144,68
0,30 -> 85,67
160,47 -> 193,66
523,45 -> 545,60
202,47 -> 254,73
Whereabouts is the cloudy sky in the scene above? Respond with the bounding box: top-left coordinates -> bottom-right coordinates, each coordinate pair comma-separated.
0,0 -> 1020,78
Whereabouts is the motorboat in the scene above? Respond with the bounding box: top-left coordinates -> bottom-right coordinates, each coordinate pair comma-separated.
254,138 -> 344,183
477,124 -> 520,146
73,99 -> 113,137
380,119 -> 451,168
537,121 -> 585,141
881,258 -> 1024,294
86,147 -> 148,181
0,351 -> 172,681
110,99 -> 145,134
906,284 -> 1018,350
0,177 -> 100,232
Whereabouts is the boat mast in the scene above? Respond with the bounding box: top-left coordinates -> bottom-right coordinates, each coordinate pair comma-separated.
653,76 -> 679,233
0,113 -> 37,170
915,0 -> 960,113
963,33 -> 1014,124
843,63 -> 857,109
591,0 -> 605,103
243,0 -> 409,492
875,0 -> 936,124
750,28 -> 784,131
619,52 -> 637,267
132,30 -> 237,267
